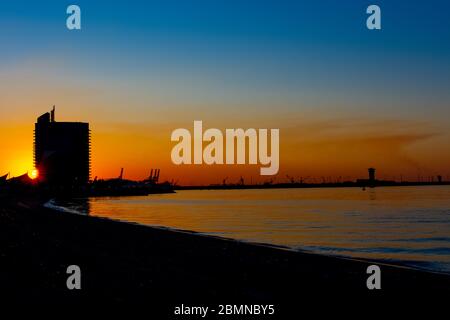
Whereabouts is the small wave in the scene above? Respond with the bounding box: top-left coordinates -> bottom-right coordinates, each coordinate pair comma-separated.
298,244 -> 450,255
391,237 -> 450,243
296,245 -> 450,274
44,199 -> 85,215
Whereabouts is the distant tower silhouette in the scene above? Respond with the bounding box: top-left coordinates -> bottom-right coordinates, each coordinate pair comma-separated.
34,107 -> 90,185
368,168 -> 376,183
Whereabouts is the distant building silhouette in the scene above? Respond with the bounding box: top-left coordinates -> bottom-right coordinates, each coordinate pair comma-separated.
356,167 -> 379,187
368,168 -> 376,184
34,107 -> 90,185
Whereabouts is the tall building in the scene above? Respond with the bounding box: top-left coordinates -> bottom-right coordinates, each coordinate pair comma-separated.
34,107 -> 90,185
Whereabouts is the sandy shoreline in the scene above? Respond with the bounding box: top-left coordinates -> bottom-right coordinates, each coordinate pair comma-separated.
1,196 -> 449,310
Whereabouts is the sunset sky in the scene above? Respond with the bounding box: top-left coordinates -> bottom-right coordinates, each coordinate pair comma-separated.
1,0 -> 450,185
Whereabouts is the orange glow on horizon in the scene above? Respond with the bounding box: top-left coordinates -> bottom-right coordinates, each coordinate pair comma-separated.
2,117 -> 450,185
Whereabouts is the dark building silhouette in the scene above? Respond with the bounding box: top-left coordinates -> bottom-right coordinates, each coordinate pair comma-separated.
34,107 -> 90,185
356,167 -> 378,187
368,168 -> 376,183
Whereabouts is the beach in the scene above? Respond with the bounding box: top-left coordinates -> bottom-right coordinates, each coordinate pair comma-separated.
1,196 -> 450,312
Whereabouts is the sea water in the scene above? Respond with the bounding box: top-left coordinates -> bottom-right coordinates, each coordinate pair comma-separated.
50,186 -> 450,274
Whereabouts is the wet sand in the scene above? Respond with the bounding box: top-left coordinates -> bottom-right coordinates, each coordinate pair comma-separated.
1,197 -> 449,312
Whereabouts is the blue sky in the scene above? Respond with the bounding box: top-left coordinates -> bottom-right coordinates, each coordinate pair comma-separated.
1,0 -> 449,115
1,0 -> 450,125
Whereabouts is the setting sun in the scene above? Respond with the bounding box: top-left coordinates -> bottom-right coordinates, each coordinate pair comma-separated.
28,169 -> 39,180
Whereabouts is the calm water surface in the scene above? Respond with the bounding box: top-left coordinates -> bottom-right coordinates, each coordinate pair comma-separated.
52,186 -> 450,273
